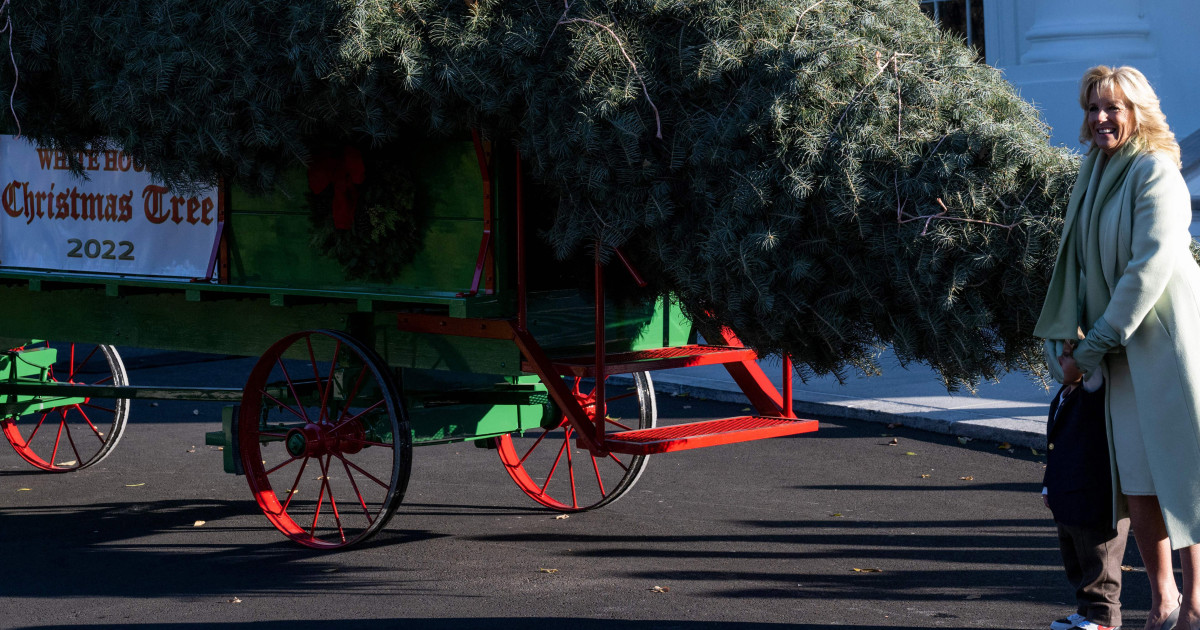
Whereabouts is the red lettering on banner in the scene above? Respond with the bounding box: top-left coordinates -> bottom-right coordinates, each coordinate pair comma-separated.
56,191 -> 69,219
169,196 -> 186,224
103,151 -> 118,171
69,188 -> 82,219
35,149 -> 54,170
143,185 -> 170,224
2,181 -> 20,218
201,198 -> 214,225
186,197 -> 200,224
119,192 -> 132,221
79,192 -> 102,220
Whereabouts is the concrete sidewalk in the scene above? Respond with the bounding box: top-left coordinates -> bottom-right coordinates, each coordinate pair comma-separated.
645,349 -> 1058,449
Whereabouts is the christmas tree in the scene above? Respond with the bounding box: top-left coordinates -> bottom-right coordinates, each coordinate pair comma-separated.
0,0 -> 1080,388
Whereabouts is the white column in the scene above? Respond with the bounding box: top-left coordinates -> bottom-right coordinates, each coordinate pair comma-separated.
1021,0 -> 1153,64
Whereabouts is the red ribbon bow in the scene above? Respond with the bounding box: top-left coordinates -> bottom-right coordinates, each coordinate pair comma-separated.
308,147 -> 365,230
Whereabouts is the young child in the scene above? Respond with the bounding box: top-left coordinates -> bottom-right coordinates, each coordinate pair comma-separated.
1044,341 -> 1130,630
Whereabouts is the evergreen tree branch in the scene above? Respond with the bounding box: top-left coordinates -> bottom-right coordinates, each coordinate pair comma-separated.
558,16 -> 662,139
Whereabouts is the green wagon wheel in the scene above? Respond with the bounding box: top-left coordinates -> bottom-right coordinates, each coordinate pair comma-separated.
238,330 -> 412,549
496,372 -> 656,511
1,342 -> 130,472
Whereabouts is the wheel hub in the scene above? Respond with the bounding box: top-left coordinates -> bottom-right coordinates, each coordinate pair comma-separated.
286,421 -> 367,458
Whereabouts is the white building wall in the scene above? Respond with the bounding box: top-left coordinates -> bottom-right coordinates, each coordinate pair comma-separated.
985,0 -> 1200,152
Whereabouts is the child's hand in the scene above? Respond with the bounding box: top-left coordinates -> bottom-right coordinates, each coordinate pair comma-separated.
1059,340 -> 1083,386
1042,493 -> 1049,508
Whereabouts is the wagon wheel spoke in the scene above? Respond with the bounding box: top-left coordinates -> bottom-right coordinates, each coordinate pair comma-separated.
330,365 -> 370,429
538,436 -> 570,497
279,456 -> 310,515
259,389 -> 308,423
25,411 -> 51,445
518,427 -> 555,466
337,453 -> 391,490
49,414 -> 66,467
264,455 -> 302,476
60,409 -> 86,465
330,398 -> 385,434
341,456 -> 375,523
275,358 -> 311,424
82,402 -> 117,416
72,345 -> 101,381
604,416 -> 633,431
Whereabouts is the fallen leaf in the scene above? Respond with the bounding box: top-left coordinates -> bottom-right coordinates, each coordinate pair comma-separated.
682,405 -> 692,409
554,514 -> 570,520
956,436 -> 971,445
322,568 -> 339,573
649,585 -> 670,593
1121,565 -> 1138,572
17,488 -> 31,491
186,446 -> 196,453
852,568 -> 882,573
887,438 -> 899,446
741,407 -> 751,412
125,483 -> 145,487
905,452 -> 916,456
960,476 -> 975,481
192,409 -> 200,416
1031,448 -> 1040,455
998,442 -> 1011,450
538,568 -> 558,574
217,446 -> 224,451
830,513 -> 843,517
886,423 -> 897,429
57,460 -> 77,467
228,597 -> 242,604
965,594 -> 982,600
193,520 -> 206,527
920,474 -> 931,479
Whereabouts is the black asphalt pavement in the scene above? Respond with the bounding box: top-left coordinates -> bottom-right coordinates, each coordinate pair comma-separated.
0,352 -> 1156,629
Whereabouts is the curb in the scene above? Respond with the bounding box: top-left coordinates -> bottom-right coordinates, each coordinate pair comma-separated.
633,374 -> 1049,451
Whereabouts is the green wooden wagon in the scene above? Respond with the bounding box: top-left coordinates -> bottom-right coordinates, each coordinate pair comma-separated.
0,134 -> 817,549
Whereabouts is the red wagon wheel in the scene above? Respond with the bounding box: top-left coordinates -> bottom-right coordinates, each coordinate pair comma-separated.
2,342 -> 130,472
496,372 -> 655,511
238,330 -> 412,549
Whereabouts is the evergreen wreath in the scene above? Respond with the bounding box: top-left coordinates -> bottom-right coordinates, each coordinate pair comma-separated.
307,148 -> 421,282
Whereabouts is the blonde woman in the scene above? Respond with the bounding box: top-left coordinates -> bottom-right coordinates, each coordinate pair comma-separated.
1036,65 -> 1200,630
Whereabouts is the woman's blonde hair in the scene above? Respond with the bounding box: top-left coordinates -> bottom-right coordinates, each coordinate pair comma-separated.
1078,65 -> 1180,167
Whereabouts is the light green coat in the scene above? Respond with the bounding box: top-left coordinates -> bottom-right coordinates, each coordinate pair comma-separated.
1035,144 -> 1200,549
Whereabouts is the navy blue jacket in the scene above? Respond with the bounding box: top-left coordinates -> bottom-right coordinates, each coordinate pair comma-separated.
1044,382 -> 1113,529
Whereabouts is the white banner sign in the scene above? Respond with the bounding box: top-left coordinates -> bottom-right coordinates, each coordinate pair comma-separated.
0,135 -> 221,279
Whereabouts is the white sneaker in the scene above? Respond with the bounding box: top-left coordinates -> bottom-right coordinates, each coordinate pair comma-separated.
1050,613 -> 1085,630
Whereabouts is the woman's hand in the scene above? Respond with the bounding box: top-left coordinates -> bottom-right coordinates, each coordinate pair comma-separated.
1059,340 -> 1083,386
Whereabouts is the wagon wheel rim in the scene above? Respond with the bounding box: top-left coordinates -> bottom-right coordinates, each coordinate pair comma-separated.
496,372 -> 655,511
1,342 -> 130,472
238,330 -> 411,549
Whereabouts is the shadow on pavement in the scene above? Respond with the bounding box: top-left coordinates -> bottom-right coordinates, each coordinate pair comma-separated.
0,498 -> 449,599
15,621 -> 989,630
